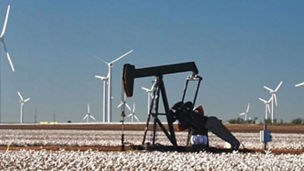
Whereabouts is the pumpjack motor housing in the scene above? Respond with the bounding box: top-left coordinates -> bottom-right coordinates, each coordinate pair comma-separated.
170,101 -> 240,149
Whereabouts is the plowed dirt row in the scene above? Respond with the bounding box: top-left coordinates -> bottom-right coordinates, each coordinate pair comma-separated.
1,123 -> 304,133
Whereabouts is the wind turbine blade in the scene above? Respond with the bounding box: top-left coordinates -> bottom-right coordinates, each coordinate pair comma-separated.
126,114 -> 132,118
151,80 -> 157,89
87,104 -> 90,113
295,82 -> 304,87
273,94 -> 278,106
133,103 -> 136,112
134,115 -> 140,122
24,98 -> 30,102
141,87 -> 150,92
274,81 -> 283,92
83,115 -> 88,120
263,86 -> 273,92
89,52 -> 108,65
117,103 -> 123,108
90,115 -> 96,120
239,113 -> 245,116
2,41 -> 15,72
246,103 -> 250,113
95,75 -> 107,80
125,103 -> 131,111
110,50 -> 133,64
258,98 -> 267,103
17,91 -> 23,100
0,5 -> 10,38
267,97 -> 273,103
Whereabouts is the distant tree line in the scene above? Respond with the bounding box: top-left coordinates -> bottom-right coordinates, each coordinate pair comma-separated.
228,117 -> 258,124
228,117 -> 304,125
290,118 -> 304,125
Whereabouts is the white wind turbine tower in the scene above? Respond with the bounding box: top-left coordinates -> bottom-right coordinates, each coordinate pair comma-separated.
0,5 -> 15,122
239,103 -> 250,121
264,81 -> 283,123
141,87 -> 153,114
17,91 -> 30,123
295,82 -> 304,87
259,97 -> 272,120
92,50 -> 133,122
95,75 -> 108,122
83,104 -> 96,123
126,103 -> 140,122
141,81 -> 156,114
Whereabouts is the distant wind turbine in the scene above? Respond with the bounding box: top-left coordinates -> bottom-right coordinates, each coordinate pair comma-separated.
259,97 -> 272,120
117,82 -> 131,121
126,103 -> 140,122
91,50 -> 133,122
295,82 -> 304,87
141,81 -> 156,114
95,75 -> 108,122
239,103 -> 250,121
0,5 -> 15,123
17,91 -> 30,123
83,104 -> 96,123
117,97 -> 131,113
264,81 -> 283,123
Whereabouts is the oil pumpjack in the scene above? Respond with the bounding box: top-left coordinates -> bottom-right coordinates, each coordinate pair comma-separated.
122,62 -> 240,150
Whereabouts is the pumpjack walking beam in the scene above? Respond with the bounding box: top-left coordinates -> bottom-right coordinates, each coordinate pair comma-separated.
123,62 -> 199,146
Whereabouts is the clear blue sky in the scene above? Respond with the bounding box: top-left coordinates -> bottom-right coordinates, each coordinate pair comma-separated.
0,0 -> 303,123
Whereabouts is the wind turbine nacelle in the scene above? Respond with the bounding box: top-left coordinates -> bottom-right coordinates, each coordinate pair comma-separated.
123,62 -> 199,97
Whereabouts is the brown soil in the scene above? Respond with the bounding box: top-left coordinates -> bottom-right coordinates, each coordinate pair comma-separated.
1,123 -> 304,133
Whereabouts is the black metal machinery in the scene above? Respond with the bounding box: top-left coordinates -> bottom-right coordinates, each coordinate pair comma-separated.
122,62 -> 240,149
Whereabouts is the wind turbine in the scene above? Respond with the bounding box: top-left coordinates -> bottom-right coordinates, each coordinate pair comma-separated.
264,81 -> 283,123
0,5 -> 15,122
141,81 -> 156,114
83,104 -> 96,123
259,97 -> 272,120
295,82 -> 304,87
17,91 -> 30,123
95,75 -> 108,122
126,103 -> 140,122
117,94 -> 131,115
117,82 -> 132,122
91,50 -> 133,122
239,103 -> 250,121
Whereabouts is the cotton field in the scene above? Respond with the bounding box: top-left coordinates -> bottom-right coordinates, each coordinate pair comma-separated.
1,149 -> 304,170
1,129 -> 304,149
0,129 -> 304,170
